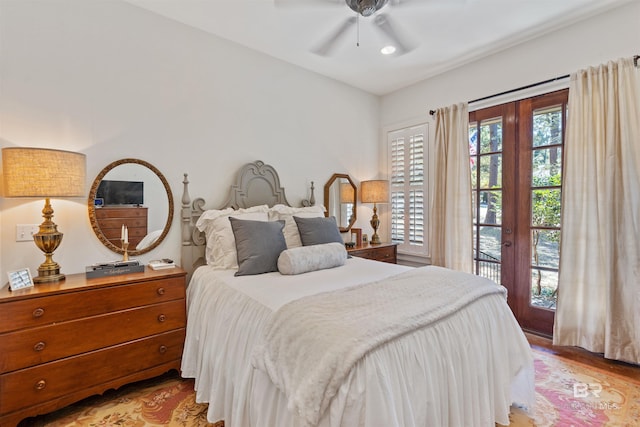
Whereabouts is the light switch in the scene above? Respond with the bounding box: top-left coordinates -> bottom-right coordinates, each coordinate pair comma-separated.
16,224 -> 40,242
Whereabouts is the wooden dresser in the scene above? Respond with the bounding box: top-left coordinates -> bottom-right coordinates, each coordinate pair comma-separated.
347,242 -> 397,264
95,206 -> 148,248
0,267 -> 187,427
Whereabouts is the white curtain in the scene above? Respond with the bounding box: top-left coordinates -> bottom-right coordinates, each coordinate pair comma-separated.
553,58 -> 640,365
430,103 -> 473,273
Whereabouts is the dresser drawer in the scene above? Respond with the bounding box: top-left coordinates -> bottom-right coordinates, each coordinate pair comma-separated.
0,277 -> 184,334
97,217 -> 147,230
0,329 -> 184,414
350,245 -> 397,263
370,245 -> 396,263
0,299 -> 185,372
95,207 -> 148,219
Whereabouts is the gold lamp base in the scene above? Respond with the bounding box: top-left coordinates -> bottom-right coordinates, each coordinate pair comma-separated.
33,198 -> 65,284
370,202 -> 381,245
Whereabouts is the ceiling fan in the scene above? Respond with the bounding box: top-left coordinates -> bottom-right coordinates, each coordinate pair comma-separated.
275,0 -> 416,57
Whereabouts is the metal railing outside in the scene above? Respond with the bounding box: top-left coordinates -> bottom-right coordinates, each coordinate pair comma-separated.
476,250 -> 501,283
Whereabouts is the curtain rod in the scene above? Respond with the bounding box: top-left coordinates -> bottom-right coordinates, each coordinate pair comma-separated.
429,54 -> 640,116
428,73 -> 569,116
467,74 -> 569,104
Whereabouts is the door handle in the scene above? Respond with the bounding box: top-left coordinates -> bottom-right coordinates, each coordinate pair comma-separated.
502,241 -> 512,247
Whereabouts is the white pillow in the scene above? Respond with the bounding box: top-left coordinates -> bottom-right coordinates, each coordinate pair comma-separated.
135,229 -> 163,250
268,204 -> 326,248
196,205 -> 269,269
278,242 -> 347,275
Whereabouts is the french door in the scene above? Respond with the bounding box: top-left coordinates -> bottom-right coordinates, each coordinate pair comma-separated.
469,89 -> 568,336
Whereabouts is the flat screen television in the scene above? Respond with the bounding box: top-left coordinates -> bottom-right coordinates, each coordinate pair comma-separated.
96,180 -> 144,206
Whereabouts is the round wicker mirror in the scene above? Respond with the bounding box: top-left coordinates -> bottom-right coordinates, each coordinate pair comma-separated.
88,158 -> 173,256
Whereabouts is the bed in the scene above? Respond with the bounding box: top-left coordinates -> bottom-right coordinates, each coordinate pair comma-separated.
180,160 -> 534,427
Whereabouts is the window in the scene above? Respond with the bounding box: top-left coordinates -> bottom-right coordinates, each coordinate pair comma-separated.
388,123 -> 428,256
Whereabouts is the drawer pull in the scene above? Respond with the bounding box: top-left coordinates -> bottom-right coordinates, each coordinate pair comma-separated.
33,341 -> 46,352
157,287 -> 166,296
34,380 -> 46,391
159,345 -> 167,354
32,308 -> 45,318
158,314 -> 166,322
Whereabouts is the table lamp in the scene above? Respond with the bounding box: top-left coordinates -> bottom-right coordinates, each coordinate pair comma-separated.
340,182 -> 355,204
2,147 -> 86,283
360,179 -> 389,245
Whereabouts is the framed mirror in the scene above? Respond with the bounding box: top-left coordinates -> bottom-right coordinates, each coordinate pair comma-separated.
88,158 -> 174,256
324,173 -> 357,232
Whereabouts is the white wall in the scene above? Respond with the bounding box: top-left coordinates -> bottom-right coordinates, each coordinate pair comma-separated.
0,0 -> 380,281
381,1 -> 639,128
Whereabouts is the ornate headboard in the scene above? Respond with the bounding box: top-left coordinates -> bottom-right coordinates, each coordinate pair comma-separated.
181,160 -> 311,280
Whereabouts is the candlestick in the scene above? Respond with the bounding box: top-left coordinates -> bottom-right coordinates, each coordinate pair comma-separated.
122,240 -> 129,262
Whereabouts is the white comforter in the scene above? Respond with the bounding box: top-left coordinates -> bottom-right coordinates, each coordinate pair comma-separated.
181,258 -> 534,427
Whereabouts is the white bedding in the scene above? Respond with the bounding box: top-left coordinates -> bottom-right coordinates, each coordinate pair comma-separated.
181,257 -> 535,427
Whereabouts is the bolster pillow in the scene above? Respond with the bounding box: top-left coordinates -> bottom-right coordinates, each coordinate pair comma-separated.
278,242 -> 347,275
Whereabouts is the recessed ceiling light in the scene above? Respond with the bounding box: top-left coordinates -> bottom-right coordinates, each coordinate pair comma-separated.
380,45 -> 396,55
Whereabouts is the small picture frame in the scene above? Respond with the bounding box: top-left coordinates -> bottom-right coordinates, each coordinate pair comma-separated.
350,228 -> 362,246
7,268 -> 34,291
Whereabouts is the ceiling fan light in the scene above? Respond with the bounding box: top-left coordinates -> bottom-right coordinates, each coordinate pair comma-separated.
381,45 -> 396,55
346,0 -> 388,17
360,2 -> 377,18
361,6 -> 376,17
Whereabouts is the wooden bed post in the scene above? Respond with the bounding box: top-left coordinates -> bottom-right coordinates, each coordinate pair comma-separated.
180,173 -> 206,282
181,173 -> 192,248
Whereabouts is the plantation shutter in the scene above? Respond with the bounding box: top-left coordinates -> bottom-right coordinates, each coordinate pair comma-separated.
389,124 -> 428,255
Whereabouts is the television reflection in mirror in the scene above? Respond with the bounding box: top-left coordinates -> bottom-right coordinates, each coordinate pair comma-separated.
97,180 -> 144,206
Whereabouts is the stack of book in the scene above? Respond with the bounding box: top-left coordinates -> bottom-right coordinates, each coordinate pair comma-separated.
148,259 -> 176,270
85,260 -> 144,278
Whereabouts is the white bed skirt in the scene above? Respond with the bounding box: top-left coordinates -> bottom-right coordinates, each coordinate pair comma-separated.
181,262 -> 534,427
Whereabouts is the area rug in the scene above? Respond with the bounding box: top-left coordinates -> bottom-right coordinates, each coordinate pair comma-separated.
20,348 -> 639,426
18,375 -> 217,427
507,349 -> 640,426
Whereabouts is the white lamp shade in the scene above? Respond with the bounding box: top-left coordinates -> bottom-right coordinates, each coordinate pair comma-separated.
2,147 -> 86,198
361,180 -> 389,204
340,182 -> 355,203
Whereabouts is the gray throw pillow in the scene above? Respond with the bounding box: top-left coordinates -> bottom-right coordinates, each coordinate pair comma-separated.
293,216 -> 344,246
229,217 -> 286,276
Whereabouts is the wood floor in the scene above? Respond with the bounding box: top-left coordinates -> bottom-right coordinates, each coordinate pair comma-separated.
525,332 -> 640,381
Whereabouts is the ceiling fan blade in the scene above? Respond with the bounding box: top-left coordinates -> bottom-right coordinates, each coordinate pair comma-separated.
388,0 -> 466,6
311,16 -> 356,56
274,0 -> 343,8
373,13 -> 414,55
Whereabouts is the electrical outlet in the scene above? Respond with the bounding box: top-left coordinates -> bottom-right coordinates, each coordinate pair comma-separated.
16,224 -> 40,242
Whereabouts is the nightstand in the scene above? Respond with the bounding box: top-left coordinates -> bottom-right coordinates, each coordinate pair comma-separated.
347,242 -> 397,264
0,267 -> 187,427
